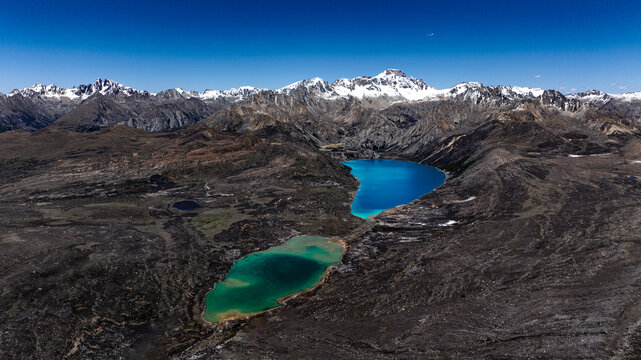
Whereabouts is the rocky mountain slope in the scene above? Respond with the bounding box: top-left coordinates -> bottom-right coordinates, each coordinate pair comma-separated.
208,114 -> 641,359
1,79 -> 265,132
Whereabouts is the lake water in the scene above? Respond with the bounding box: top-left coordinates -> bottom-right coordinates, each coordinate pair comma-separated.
342,159 -> 446,219
172,200 -> 202,211
204,236 -> 345,323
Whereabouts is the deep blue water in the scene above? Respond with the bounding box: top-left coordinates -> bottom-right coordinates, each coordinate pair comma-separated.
342,159 -> 446,219
172,200 -> 202,211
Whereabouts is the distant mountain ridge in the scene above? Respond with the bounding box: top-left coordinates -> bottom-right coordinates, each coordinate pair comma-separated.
8,78 -> 152,100
1,69 -> 641,134
5,69 -> 641,103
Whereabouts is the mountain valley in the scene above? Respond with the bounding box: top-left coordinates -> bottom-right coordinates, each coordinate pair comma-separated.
2,70 -> 641,359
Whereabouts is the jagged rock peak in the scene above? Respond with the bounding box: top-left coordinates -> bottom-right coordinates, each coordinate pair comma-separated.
78,78 -> 150,98
539,89 -> 582,112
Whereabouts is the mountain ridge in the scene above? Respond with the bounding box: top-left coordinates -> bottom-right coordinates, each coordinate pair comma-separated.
2,69 -> 641,134
6,69 -> 641,103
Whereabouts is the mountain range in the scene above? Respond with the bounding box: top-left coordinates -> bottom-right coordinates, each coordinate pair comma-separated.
7,69 -> 641,104
2,69 -> 640,134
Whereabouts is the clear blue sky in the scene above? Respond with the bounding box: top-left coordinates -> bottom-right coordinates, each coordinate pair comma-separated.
1,0 -> 640,93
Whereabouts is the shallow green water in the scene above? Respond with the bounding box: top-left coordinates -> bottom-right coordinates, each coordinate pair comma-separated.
204,236 -> 345,322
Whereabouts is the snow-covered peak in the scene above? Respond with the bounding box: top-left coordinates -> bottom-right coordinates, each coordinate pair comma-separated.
447,82 -> 482,95
221,86 -> 265,99
374,69 -> 407,79
275,71 -> 545,104
424,82 -> 545,106
158,86 -> 265,101
165,88 -> 201,98
499,85 -> 544,98
331,69 -> 440,101
279,77 -> 329,91
199,89 -> 223,99
276,78 -> 336,99
78,78 -> 152,98
8,84 -> 80,100
567,90 -> 610,104
8,79 -> 151,100
199,86 -> 265,100
568,89 -> 641,104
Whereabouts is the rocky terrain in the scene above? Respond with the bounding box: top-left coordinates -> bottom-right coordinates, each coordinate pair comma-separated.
0,125 -> 361,359
2,70 -> 641,359
205,111 -> 641,359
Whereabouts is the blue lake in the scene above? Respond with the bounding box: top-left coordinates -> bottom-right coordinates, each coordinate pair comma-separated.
342,159 -> 446,219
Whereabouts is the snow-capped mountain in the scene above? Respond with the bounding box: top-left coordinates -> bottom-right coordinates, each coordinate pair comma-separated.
566,89 -> 641,116
276,78 -> 335,98
9,79 -> 152,100
330,69 -> 441,101
274,69 -> 546,105
201,86 -> 267,100
6,70 -> 640,107
8,84 -> 80,100
567,90 -> 611,105
8,79 -> 267,103
2,69 -> 640,134
442,82 -> 544,104
568,89 -> 641,104
164,86 -> 266,101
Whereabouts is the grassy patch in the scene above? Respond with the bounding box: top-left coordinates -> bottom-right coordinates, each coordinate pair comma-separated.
442,156 -> 477,173
193,208 -> 247,237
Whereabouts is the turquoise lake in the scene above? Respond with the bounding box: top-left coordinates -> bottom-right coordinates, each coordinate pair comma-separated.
205,236 -> 345,322
342,159 -> 446,219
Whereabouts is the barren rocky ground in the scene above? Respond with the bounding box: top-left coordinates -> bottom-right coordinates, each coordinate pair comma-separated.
1,101 -> 641,359
209,128 -> 641,359
0,125 -> 361,359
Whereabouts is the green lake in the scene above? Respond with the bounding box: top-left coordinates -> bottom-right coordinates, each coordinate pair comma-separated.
204,236 -> 346,323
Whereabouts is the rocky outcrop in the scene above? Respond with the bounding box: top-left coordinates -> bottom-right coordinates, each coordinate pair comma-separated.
538,89 -> 583,112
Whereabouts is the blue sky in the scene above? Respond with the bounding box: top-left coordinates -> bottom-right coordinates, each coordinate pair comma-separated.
1,0 -> 640,93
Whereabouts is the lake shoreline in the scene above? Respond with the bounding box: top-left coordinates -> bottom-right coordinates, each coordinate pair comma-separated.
202,236 -> 348,325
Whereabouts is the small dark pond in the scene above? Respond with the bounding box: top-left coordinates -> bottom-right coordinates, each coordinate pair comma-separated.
172,200 -> 202,211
